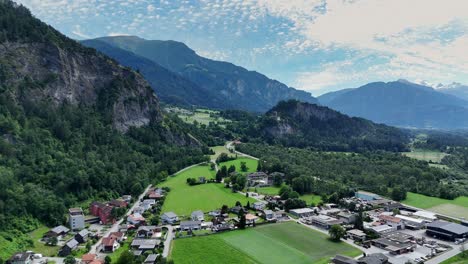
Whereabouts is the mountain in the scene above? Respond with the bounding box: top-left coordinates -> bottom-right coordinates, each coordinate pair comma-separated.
320,80 -> 468,129
88,36 -> 318,112
256,100 -> 408,152
317,88 -> 354,105
81,39 -> 231,109
436,82 -> 468,102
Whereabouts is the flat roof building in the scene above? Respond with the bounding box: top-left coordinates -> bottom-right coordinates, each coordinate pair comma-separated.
426,221 -> 468,241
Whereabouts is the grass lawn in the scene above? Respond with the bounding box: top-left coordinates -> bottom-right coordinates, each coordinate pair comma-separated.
403,192 -> 468,219
219,158 -> 258,174
440,252 -> 468,264
171,222 -> 361,264
28,225 -> 60,256
108,240 -> 130,262
402,149 -> 448,163
254,186 -> 322,205
161,164 -> 255,217
178,109 -> 231,127
300,194 -> 323,205
210,145 -> 234,161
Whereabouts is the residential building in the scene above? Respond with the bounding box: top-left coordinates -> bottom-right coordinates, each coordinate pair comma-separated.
90,202 -> 114,225
346,229 -> 366,241
355,191 -> 380,201
230,206 -> 243,214
74,229 -> 91,244
81,253 -> 98,264
253,201 -> 267,211
109,232 -> 125,242
307,215 -> 342,229
191,210 -> 204,221
133,206 -> 145,215
426,221 -> 468,241
290,208 -> 314,218
121,195 -> 132,203
246,172 -> 269,186
137,226 -> 161,238
69,208 -> 85,230
142,199 -> 156,210
131,239 -> 159,252
161,212 -> 178,224
7,252 -> 32,264
59,239 -> 79,256
44,225 -> 70,240
101,236 -> 119,252
144,254 -> 159,264
263,209 -> 275,221
109,199 -> 128,208
208,210 -> 221,217
180,221 -> 202,230
127,213 -> 146,226
245,214 -> 258,225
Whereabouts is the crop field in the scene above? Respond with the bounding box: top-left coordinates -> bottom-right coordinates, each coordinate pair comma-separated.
402,149 -> 448,163
219,157 -> 258,174
160,164 -> 255,217
403,192 -> 468,219
171,222 -> 361,264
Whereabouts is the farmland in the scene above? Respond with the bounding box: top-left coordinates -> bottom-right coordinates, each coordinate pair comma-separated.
172,108 -> 231,127
160,164 -> 255,216
402,149 -> 448,163
403,192 -> 468,219
170,222 -> 361,264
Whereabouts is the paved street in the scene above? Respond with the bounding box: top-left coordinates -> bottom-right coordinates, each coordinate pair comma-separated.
162,225 -> 175,258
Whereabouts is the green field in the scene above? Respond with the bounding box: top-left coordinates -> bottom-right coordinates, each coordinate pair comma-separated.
176,108 -> 231,127
403,192 -> 468,219
402,149 -> 448,163
171,222 -> 361,264
29,225 -> 60,256
160,164 -> 255,217
440,252 -> 468,264
255,186 -> 322,205
210,145 -> 235,161
219,158 -> 258,174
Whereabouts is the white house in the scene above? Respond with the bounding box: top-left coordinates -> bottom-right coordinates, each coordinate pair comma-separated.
127,213 -> 146,225
191,210 -> 204,221
161,212 -> 179,224
142,199 -> 156,210
253,201 -> 267,211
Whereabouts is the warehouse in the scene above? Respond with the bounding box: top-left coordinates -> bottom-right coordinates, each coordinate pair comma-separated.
426,221 -> 468,241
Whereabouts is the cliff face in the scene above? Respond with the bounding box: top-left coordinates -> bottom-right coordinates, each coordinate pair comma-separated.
0,41 -> 162,132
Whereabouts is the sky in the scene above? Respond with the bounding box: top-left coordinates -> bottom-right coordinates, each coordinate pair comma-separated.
16,0 -> 468,96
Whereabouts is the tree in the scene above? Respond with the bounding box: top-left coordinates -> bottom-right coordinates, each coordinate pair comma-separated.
273,174 -> 283,187
391,187 -> 407,201
240,161 -> 248,172
64,256 -> 76,264
354,210 -> 364,230
284,198 -> 306,211
238,209 -> 246,229
329,224 -> 346,242
246,201 -> 250,209
210,162 -> 216,170
48,236 -> 58,246
215,170 -> 223,183
221,204 -> 229,214
86,241 -> 92,251
228,165 -> 236,174
116,251 -> 135,264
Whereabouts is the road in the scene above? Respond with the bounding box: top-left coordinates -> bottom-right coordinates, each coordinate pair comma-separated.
226,141 -> 259,160
426,241 -> 467,264
162,225 -> 175,258
89,184 -> 152,254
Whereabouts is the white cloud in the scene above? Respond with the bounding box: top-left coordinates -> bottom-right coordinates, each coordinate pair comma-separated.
147,4 -> 155,12
71,25 -> 91,39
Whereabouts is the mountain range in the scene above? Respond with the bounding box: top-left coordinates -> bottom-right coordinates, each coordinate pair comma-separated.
318,80 -> 468,129
84,36 -> 318,112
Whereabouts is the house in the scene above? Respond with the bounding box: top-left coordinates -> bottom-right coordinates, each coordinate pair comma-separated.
7,252 -> 32,264
246,172 -> 269,187
355,191 -> 380,201
148,188 -> 164,199
144,254 -> 159,264
101,236 -> 119,252
191,210 -> 204,221
137,226 -> 161,238
109,199 -> 128,208
290,208 -> 314,218
253,201 -> 267,211
122,195 -> 132,203
230,206 -> 243,214
213,223 -> 232,232
44,225 -> 70,240
59,239 -> 79,256
142,199 -> 156,210
74,229 -> 91,244
127,213 -> 146,225
109,232 -> 125,242
208,210 -> 221,217
133,206 -> 146,215
198,177 -> 206,183
90,202 -> 114,225
131,239 -> 159,252
347,229 -> 367,242
69,208 -> 85,230
332,253 -> 389,264
180,221 -> 202,230
378,215 -> 405,230
426,220 -> 468,241
81,253 -> 98,264
161,212 -> 178,224
245,214 -> 258,225
263,209 -> 275,221
395,214 -> 425,229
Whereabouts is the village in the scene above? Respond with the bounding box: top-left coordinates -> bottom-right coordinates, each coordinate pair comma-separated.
6,145 -> 468,264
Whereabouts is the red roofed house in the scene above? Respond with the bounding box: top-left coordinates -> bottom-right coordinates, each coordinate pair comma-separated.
109,231 -> 125,242
101,236 -> 120,252
379,214 -> 404,230
81,253 -> 98,264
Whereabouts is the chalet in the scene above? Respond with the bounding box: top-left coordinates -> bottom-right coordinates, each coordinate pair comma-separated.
245,214 -> 258,225
101,236 -> 119,252
74,229 -> 91,244
137,226 -> 161,238
230,206 -> 243,214
208,210 -> 221,217
131,239 -> 159,252
59,239 -> 79,256
142,199 -> 156,210
213,223 -> 232,232
7,252 -> 32,264
161,212 -> 178,224
44,225 -> 70,240
109,199 -> 128,208
180,221 -> 202,230
253,201 -> 267,211
144,254 -> 159,264
133,206 -> 146,215
81,254 -> 98,264
290,208 -> 314,218
127,213 -> 146,226
148,188 -> 164,199
263,209 -> 275,221
191,210 -> 204,221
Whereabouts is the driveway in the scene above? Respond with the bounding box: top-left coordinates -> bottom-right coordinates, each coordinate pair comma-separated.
162,225 -> 175,258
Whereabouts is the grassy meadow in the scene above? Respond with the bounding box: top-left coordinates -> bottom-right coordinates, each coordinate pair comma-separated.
171,222 -> 361,264
254,185 -> 322,205
160,164 -> 255,217
402,149 -> 448,163
440,252 -> 468,264
403,192 -> 468,219
219,157 -> 258,174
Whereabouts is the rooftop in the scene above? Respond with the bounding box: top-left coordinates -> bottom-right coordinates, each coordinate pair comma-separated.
68,207 -> 84,215
163,211 -> 177,218
290,208 -> 314,214
428,221 -> 468,235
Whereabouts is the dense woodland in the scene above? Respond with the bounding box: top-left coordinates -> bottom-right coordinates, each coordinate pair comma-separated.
238,143 -> 466,200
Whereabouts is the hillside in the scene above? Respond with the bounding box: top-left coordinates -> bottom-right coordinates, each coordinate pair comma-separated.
88,36 -> 318,112
0,0 -> 208,256
81,39 -> 231,109
321,80 -> 468,129
437,82 -> 468,101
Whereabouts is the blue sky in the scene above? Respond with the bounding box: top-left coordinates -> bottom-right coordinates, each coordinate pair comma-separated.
17,0 -> 468,95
